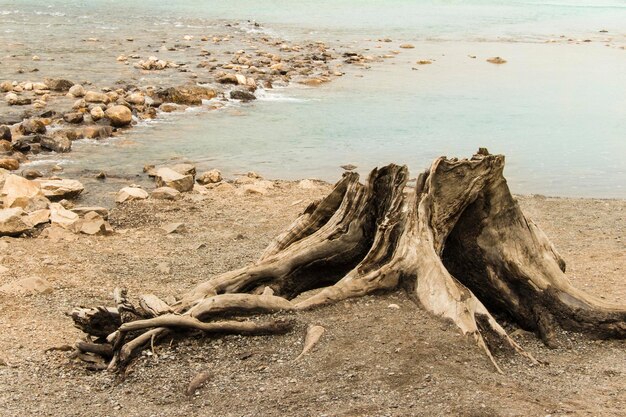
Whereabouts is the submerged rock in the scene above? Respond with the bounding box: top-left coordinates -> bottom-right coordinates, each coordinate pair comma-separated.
155,85 -> 216,105
230,90 -> 256,102
105,105 -> 132,127
487,56 -> 507,64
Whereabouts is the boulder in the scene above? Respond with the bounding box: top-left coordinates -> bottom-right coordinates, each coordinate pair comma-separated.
216,73 -> 239,84
68,84 -> 85,97
487,57 -> 507,64
170,163 -> 196,177
24,208 -> 50,227
0,125 -> 11,141
0,159 -> 19,171
63,112 -> 84,124
197,169 -> 222,185
40,135 -> 72,153
230,90 -> 256,102
159,103 -> 184,112
21,168 -> 43,180
155,168 -> 194,192
0,207 -> 31,236
19,119 -> 46,135
49,202 -> 79,229
154,85 -> 216,105
82,125 -> 112,139
1,174 -> 48,210
44,78 -> 74,92
5,93 -> 32,106
90,106 -> 105,121
0,140 -> 10,152
151,186 -> 181,200
116,186 -> 149,203
84,91 -> 110,103
0,81 -> 13,92
126,93 -> 145,105
72,99 -> 86,109
76,213 -> 113,235
34,178 -> 84,200
105,105 -> 132,127
0,276 -> 53,295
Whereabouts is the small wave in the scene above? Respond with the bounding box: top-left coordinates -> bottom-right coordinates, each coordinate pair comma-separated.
254,89 -> 308,103
34,11 -> 66,17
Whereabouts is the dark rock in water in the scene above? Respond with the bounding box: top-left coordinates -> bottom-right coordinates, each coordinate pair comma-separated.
63,112 -> 84,124
22,168 -> 43,180
44,77 -> 74,91
0,125 -> 11,141
18,119 -> 46,135
230,90 -> 256,102
40,135 -> 72,153
341,164 -> 357,171
154,85 -> 216,105
11,138 -> 33,153
39,110 -> 58,118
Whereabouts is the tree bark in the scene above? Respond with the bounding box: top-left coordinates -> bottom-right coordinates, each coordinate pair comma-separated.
69,150 -> 626,373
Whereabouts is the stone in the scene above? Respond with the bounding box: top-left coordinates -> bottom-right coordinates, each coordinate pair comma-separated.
21,168 -> 43,180
1,174 -> 48,210
160,222 -> 186,234
90,106 -> 105,121
299,78 -> 328,87
230,90 -> 256,102
0,140 -> 11,152
44,78 -> 74,91
155,168 -> 194,192
154,85 -> 216,105
240,184 -> 267,195
216,73 -> 239,84
487,56 -> 507,64
170,163 -> 196,177
126,92 -> 145,105
71,206 -> 109,219
0,125 -> 11,141
72,99 -> 86,110
84,91 -> 110,103
214,182 -> 236,192
151,187 -> 181,200
0,208 -> 31,236
298,179 -> 320,189
0,159 -> 19,171
68,84 -> 85,97
0,276 -> 53,295
399,43 -> 415,49
19,119 -> 46,135
105,105 -> 132,127
116,186 -> 148,203
82,125 -> 112,139
159,103 -> 183,112
63,112 -> 84,124
77,214 -> 114,235
39,135 -> 72,153
49,202 -> 79,229
416,60 -> 432,65
0,81 -> 13,92
197,169 -> 222,185
5,93 -> 31,106
24,208 -> 50,227
34,178 -> 84,200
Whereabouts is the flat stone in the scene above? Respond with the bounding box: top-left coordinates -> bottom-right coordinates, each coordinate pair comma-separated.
0,207 -> 31,236
49,202 -> 79,229
71,206 -> 109,219
155,167 -> 194,192
160,222 -> 186,234
2,174 -> 49,210
35,178 -> 84,200
151,187 -> 181,200
0,276 -> 53,295
116,186 -> 149,203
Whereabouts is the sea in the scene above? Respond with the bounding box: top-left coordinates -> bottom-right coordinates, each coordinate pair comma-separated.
1,0 -> 625,198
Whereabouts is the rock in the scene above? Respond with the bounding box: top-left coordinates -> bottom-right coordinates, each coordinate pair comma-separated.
82,125 -> 112,139
0,208 -> 31,236
63,112 -> 84,124
298,78 -> 328,87
160,222 -> 186,234
44,78 -> 74,91
214,182 -> 236,192
71,206 -> 109,219
298,179 -> 320,189
49,202 -> 79,229
76,213 -> 113,235
34,178 -> 84,200
197,169 -> 222,185
72,99 -> 86,110
241,184 -> 268,195
5,93 -> 31,106
247,171 -> 262,179
90,106 -> 105,121
116,186 -> 148,203
340,164 -> 357,171
159,103 -> 183,112
40,135 -> 72,153
0,159 -> 19,171
151,187 -> 181,200
19,119 -> 46,135
105,105 -> 132,127
230,90 -> 256,102
0,276 -> 52,295
0,140 -> 11,152
155,168 -> 194,192
387,303 -> 400,309
84,91 -> 110,103
0,81 -> 13,92
155,85 -> 216,105
170,163 -> 196,177
143,164 -> 157,176
39,224 -> 78,242
24,208 -> 50,227
1,174 -> 48,210
21,168 -> 43,180
487,57 -> 507,64
126,93 -> 145,105
399,43 -> 415,49
0,125 -> 11,141
68,84 -> 85,97
216,73 -> 239,84
416,60 -> 432,65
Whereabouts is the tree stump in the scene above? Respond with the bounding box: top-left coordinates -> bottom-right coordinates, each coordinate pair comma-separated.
70,150 -> 626,373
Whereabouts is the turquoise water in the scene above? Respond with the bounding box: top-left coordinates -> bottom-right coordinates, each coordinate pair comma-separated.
2,1 -> 626,197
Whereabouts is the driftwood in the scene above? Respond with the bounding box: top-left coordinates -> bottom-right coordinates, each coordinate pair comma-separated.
68,150 -> 626,373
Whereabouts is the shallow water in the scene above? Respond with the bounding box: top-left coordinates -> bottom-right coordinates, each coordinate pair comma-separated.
2,0 -> 626,198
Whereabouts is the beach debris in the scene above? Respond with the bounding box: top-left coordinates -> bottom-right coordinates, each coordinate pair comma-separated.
340,164 -> 357,171
399,43 -> 415,49
416,60 -> 432,65
296,325 -> 326,360
487,56 -> 507,64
